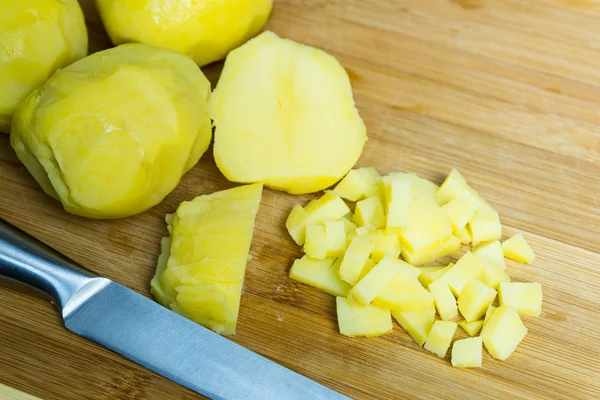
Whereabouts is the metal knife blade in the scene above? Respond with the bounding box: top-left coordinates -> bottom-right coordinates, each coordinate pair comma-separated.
0,220 -> 347,400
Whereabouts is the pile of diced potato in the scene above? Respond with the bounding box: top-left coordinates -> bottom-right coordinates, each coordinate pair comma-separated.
286,168 -> 542,368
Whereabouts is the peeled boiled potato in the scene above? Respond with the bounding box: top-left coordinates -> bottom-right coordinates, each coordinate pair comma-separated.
210,31 -> 368,194
96,0 -> 273,67
0,0 -> 87,133
11,44 -> 212,219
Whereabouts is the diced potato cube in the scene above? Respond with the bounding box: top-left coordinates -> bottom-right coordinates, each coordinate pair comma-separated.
483,305 -> 496,329
457,320 -> 484,337
340,217 -> 358,235
355,226 -> 376,239
428,280 -> 458,321
386,198 -> 411,233
442,198 -> 475,232
467,210 -> 502,246
371,231 -> 401,262
418,263 -> 453,288
481,305 -> 528,360
480,262 -> 511,289
353,196 -> 386,229
351,256 -> 402,305
333,167 -> 381,201
286,192 -> 350,245
502,233 -> 535,264
451,337 -> 482,368
460,185 -> 495,212
498,282 -> 543,316
473,240 -> 505,270
386,172 -> 439,199
382,177 -> 412,204
457,279 -> 497,322
336,297 -> 392,337
304,221 -> 347,259
357,258 -> 377,281
399,197 -> 453,253
373,275 -> 434,312
401,235 -> 460,267
339,236 -> 373,286
455,227 -> 472,244
424,320 -> 457,358
436,169 -> 468,205
442,251 -> 484,297
392,305 -> 436,347
289,256 -> 352,297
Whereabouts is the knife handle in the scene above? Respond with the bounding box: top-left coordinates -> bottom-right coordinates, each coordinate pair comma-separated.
0,219 -> 101,313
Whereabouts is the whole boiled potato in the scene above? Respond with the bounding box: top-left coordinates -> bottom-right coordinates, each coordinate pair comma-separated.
96,0 -> 273,67
0,0 -> 87,133
11,44 -> 212,219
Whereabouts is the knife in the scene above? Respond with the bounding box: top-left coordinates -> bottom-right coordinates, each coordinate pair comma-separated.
0,219 -> 347,400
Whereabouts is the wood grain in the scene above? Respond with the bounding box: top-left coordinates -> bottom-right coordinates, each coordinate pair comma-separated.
1,0 -> 599,399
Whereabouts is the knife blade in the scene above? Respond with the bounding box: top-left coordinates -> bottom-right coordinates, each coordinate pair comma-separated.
0,220 -> 347,400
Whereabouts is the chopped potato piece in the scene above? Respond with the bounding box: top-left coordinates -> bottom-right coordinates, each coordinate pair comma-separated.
392,305 -> 436,347
483,305 -> 496,329
373,275 -> 434,312
467,210 -> 502,246
424,321 -> 457,358
289,256 -> 351,297
502,233 -> 535,264
371,231 -> 401,262
401,234 -> 460,267
351,257 -> 402,305
398,196 -> 453,253
451,337 -> 482,368
458,279 -> 497,321
336,297 -> 392,337
498,282 -> 543,317
340,217 -> 358,235
442,198 -> 476,233
441,251 -> 484,297
333,168 -> 381,201
286,192 -> 350,245
386,198 -> 411,234
460,185 -> 495,212
339,236 -> 373,286
429,280 -> 458,321
418,264 -> 453,288
456,227 -> 472,244
457,320 -> 484,337
473,240 -> 505,270
481,305 -> 528,360
354,196 -> 386,229
386,172 -> 439,199
436,169 -> 468,205
357,258 -> 377,281
304,221 -> 347,260
381,176 -> 412,211
480,262 -> 511,289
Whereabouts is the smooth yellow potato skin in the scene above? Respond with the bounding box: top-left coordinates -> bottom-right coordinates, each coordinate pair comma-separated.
0,0 -> 87,133
96,0 -> 273,67
210,31 -> 368,194
11,44 -> 212,219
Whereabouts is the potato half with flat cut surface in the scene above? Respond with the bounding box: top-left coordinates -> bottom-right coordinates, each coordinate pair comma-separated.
209,31 -> 368,194
11,44 -> 212,219
0,0 -> 87,133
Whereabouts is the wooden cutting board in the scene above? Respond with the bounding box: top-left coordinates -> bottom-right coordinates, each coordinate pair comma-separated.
1,0 -> 599,399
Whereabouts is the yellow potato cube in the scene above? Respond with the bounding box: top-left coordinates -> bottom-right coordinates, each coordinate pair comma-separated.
467,210 -> 502,246
442,251 -> 485,296
357,258 -> 377,281
374,279 -> 434,312
460,185 -> 495,212
436,169 -> 468,205
442,198 -> 476,232
286,192 -> 350,245
386,172 -> 439,199
480,261 -> 511,289
304,221 -> 347,260
386,198 -> 411,234
455,227 -> 472,244
354,196 -> 386,229
333,167 -> 381,201
424,320 -> 457,358
336,297 -> 392,337
502,233 -> 535,264
457,279 -> 497,321
351,257 -> 402,305
401,235 -> 460,267
418,264 -> 453,288
473,240 -> 506,270
428,280 -> 458,321
457,320 -> 484,337
381,176 -> 412,211
371,231 -> 401,262
340,217 -> 358,235
392,305 -> 436,347
451,337 -> 482,368
481,305 -> 528,360
399,196 -> 453,253
498,282 -> 543,317
339,236 -> 374,286
289,256 -> 351,297
483,305 -> 496,329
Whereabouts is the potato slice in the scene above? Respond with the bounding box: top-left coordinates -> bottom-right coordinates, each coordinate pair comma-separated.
210,31 -> 367,194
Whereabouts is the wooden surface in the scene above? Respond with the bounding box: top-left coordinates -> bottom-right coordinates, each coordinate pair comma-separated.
1,0 -> 600,399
